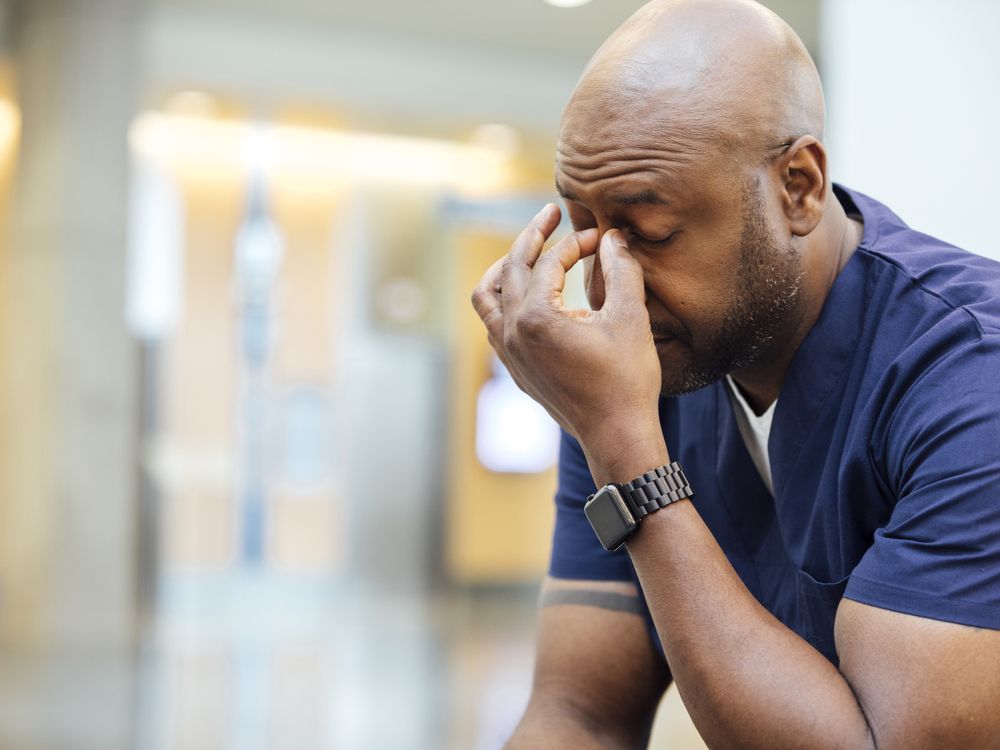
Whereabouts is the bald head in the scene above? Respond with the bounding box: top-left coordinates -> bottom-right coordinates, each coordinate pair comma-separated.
553,0 -> 859,401
562,0 -> 824,162
551,0 -> 863,402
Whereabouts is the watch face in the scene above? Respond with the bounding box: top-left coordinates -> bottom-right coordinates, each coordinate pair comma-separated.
584,486 -> 637,552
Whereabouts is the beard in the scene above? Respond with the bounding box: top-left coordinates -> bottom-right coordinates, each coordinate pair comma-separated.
658,180 -> 806,397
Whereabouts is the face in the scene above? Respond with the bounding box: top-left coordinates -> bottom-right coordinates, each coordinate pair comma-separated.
555,120 -> 806,396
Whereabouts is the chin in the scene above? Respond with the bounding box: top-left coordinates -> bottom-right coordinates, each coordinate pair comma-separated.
660,377 -> 714,398
659,365 -> 720,398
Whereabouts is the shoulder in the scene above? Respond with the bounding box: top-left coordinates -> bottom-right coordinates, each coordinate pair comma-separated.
884,332 -> 1000,466
845,185 -> 1000,335
842,187 -> 1000,432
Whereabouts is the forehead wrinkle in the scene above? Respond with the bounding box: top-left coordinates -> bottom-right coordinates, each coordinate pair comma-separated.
561,100 -> 749,165
557,138 -> 699,162
556,131 -> 702,169
555,143 -> 696,194
556,157 -> 685,191
558,93 -> 733,175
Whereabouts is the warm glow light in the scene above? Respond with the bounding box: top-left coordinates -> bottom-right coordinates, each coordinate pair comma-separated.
164,90 -> 219,117
129,112 -> 514,193
0,99 -> 21,158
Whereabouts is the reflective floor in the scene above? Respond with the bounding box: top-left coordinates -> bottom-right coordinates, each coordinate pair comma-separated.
0,573 -> 705,750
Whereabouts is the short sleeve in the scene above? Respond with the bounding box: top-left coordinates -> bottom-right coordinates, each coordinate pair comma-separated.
548,430 -> 634,581
845,335 -> 1000,629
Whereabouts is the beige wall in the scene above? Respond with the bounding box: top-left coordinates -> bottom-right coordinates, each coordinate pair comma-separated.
445,229 -> 557,584
0,1 -> 139,651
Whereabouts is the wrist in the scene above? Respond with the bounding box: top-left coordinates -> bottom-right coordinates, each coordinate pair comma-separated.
581,423 -> 670,486
584,454 -> 693,552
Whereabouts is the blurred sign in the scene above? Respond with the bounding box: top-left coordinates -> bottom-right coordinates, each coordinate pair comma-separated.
475,355 -> 560,474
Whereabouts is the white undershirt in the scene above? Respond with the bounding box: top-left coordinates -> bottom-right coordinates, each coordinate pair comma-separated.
725,375 -> 776,495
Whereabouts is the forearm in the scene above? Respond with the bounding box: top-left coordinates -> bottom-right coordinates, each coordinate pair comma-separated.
587,445 -> 875,750
628,503 -> 873,748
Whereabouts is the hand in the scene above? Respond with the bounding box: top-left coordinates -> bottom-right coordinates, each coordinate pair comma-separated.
470,204 -> 668,480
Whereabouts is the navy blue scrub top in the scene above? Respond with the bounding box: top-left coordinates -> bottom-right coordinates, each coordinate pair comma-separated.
549,185 -> 1000,664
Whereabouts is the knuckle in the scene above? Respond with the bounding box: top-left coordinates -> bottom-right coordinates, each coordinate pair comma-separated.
534,252 -> 558,271
502,307 -> 554,357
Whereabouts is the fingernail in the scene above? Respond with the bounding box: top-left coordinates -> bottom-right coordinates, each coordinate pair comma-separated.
608,229 -> 627,247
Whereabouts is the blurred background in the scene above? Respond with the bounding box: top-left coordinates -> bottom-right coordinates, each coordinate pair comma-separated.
0,1 -> 996,748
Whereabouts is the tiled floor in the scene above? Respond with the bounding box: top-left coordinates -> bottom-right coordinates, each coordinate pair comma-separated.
0,573 -> 706,749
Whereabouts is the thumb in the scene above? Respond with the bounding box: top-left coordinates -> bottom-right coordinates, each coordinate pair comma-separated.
599,229 -> 646,312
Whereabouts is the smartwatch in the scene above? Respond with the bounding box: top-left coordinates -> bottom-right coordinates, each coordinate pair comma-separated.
584,462 -> 694,551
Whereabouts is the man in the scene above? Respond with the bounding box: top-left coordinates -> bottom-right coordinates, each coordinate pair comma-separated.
470,0 -> 1000,748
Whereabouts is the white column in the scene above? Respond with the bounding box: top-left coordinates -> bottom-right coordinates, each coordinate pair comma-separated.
0,0 -> 141,651
822,0 -> 1000,261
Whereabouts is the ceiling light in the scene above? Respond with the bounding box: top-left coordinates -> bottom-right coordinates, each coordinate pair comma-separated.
164,90 -> 219,117
469,123 -> 521,159
129,112 -> 514,193
544,0 -> 592,7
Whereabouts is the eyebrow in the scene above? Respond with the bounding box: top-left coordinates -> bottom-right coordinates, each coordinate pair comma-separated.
555,181 -> 670,207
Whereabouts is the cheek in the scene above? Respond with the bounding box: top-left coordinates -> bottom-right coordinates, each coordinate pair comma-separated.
656,233 -> 744,312
643,267 -> 728,334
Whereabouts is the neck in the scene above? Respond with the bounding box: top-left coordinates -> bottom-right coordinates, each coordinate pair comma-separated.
730,195 -> 863,415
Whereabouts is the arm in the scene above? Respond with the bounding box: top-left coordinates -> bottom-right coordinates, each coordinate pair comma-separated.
590,335 -> 1000,748
507,576 -> 670,750
471,209 -> 1000,750
614,463 -> 1000,750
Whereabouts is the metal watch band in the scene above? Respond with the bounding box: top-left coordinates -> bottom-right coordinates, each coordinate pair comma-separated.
619,462 -> 694,519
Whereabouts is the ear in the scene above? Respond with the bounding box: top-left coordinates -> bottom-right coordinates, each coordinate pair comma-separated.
777,135 -> 827,237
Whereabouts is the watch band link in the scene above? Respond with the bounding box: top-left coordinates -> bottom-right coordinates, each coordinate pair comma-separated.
619,462 -> 694,519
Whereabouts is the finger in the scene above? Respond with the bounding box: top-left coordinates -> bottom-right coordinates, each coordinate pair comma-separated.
524,228 -> 599,306
598,229 -> 647,313
471,255 -> 506,340
500,203 -> 562,309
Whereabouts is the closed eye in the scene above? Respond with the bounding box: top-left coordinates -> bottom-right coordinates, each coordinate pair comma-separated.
629,230 -> 678,247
